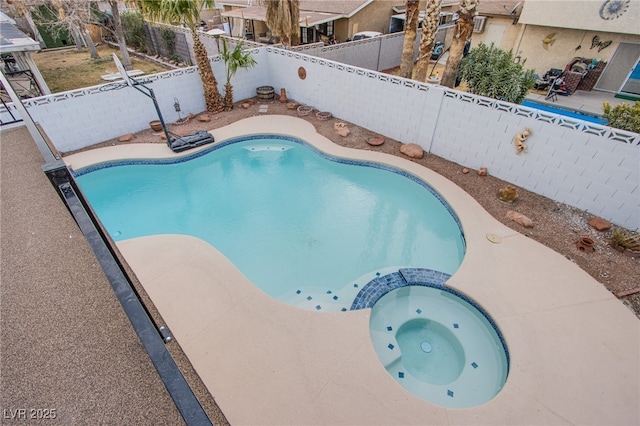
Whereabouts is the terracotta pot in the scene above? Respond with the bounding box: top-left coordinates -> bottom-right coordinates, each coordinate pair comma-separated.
576,237 -> 595,252
149,120 -> 163,132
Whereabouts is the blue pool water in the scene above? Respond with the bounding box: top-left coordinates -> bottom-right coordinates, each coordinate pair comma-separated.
522,99 -> 608,125
75,136 -> 466,309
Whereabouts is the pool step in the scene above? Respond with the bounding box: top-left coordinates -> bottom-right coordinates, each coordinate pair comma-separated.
350,268 -> 451,310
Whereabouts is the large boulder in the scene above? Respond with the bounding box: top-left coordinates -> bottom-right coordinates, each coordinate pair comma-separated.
118,134 -> 134,142
400,143 -> 424,159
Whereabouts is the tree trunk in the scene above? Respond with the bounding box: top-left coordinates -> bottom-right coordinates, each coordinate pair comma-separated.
109,0 -> 133,70
413,0 -> 443,81
224,82 -> 233,110
68,21 -> 84,51
81,23 -> 100,59
398,0 -> 420,79
440,0 -> 476,88
22,9 -> 46,49
192,32 -> 225,113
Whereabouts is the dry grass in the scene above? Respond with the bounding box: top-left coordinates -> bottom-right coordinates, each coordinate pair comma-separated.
32,44 -> 171,93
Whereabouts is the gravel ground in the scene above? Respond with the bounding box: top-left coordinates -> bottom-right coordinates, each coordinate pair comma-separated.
73,97 -> 640,318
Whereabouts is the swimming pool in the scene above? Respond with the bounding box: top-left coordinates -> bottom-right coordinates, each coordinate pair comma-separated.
74,135 -> 466,311
521,99 -> 608,125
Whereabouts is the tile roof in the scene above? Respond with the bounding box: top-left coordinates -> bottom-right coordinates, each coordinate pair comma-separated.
218,0 -> 373,16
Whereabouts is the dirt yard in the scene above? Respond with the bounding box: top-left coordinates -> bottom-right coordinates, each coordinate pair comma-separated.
76,97 -> 640,318
32,45 -> 171,93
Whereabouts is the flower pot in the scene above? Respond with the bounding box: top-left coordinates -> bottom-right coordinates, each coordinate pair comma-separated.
297,105 -> 313,116
367,136 -> 384,146
256,85 -> 275,100
149,120 -> 163,132
315,111 -> 332,121
576,237 -> 595,252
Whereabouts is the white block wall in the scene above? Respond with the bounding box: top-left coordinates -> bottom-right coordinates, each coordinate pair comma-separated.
23,49 -> 271,153
430,92 -> 639,231
21,47 -> 639,230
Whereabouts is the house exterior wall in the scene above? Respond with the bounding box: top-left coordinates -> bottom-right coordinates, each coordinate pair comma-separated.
348,1 -> 397,36
18,48 -> 639,230
332,18 -> 350,42
513,24 -> 640,76
470,16 -> 521,51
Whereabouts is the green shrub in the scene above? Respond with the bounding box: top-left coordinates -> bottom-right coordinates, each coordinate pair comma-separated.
121,11 -> 146,52
603,101 -> 640,133
459,43 -> 535,104
160,26 -> 176,57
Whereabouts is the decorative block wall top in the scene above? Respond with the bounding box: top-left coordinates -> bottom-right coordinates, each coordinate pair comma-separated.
442,90 -> 639,146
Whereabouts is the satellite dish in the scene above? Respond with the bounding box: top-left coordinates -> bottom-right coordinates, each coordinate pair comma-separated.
112,53 -> 134,87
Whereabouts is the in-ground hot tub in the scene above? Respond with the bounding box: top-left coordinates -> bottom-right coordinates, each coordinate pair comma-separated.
369,285 -> 509,408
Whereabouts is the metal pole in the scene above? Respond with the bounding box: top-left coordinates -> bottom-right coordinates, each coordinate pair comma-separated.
131,83 -> 173,146
0,69 -> 58,164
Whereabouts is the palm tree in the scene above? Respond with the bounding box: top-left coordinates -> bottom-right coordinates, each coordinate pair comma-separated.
261,0 -> 300,47
413,0 -> 443,82
134,0 -> 225,113
220,39 -> 257,110
398,0 -> 420,79
440,0 -> 477,88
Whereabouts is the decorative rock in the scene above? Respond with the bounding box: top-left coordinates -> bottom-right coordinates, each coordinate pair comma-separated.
367,136 -> 384,146
241,101 -> 252,109
197,114 -> 211,122
334,122 -> 351,137
400,143 -> 424,159
478,167 -> 488,176
505,210 -> 534,228
462,168 -> 470,174
588,217 -> 611,231
118,134 -> 134,142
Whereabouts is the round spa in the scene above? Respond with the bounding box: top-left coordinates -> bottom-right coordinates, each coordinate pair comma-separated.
369,285 -> 509,408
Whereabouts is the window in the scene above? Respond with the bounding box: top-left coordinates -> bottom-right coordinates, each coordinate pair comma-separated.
473,16 -> 486,33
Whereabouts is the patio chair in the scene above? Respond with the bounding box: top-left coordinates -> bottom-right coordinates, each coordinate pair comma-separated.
534,68 -> 563,90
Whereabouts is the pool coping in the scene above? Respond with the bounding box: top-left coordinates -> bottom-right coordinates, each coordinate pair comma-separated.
64,115 -> 640,425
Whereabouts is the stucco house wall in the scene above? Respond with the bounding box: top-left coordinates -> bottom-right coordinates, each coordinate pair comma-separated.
514,0 -> 640,91
519,0 -> 640,34
513,24 -> 640,76
470,16 -> 522,52
347,1 -> 397,36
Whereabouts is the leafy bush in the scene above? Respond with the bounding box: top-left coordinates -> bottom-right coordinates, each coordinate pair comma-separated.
160,26 -> 176,57
121,11 -> 146,52
603,101 -> 640,133
459,43 -> 535,104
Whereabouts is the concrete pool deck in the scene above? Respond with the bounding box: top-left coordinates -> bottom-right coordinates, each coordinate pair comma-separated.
65,115 -> 640,425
